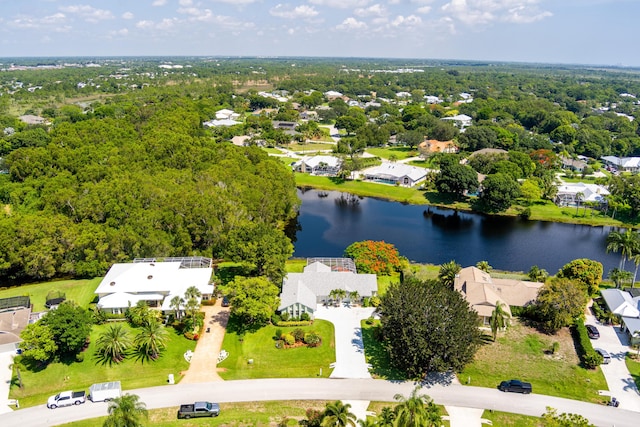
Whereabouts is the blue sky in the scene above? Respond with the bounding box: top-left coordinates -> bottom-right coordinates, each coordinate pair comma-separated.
1,0 -> 638,66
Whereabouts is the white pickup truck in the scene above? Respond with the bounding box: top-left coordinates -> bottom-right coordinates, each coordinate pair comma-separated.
47,390 -> 86,409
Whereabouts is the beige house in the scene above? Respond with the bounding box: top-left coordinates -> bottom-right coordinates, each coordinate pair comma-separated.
454,266 -> 543,325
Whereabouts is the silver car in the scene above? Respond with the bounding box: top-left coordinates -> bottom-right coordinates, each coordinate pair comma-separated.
595,348 -> 611,364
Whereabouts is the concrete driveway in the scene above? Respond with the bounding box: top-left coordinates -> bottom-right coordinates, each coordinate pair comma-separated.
586,314 -> 640,411
314,305 -> 375,379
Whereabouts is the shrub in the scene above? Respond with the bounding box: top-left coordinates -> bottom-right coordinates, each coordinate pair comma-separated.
274,320 -> 312,327
365,316 -> 375,325
304,332 -> 322,347
201,298 -> 217,306
184,331 -> 198,340
75,352 -> 85,363
572,319 -> 603,369
274,328 -> 283,340
362,297 -> 371,307
282,333 -> 295,346
369,296 -> 381,307
292,328 -> 305,342
551,342 -> 560,354
280,312 -> 290,322
271,313 -> 282,324
300,312 -> 311,321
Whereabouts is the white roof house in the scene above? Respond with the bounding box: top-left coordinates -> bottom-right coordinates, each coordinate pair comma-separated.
215,109 -> 241,121
362,162 -> 429,187
95,258 -> 213,313
555,182 -> 609,206
203,119 -> 242,127
601,289 -> 640,318
292,155 -> 342,176
324,90 -> 343,99
279,260 -> 377,318
601,156 -> 640,172
441,114 -> 472,131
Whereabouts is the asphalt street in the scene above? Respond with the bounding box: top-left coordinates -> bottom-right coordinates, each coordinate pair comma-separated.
3,378 -> 636,427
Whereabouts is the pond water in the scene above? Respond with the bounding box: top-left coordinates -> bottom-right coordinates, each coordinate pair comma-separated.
291,189 -> 623,274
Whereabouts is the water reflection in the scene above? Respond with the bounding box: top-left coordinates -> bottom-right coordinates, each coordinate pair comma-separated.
292,189 -> 621,273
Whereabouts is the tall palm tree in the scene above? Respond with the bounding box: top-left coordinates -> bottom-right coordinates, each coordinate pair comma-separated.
184,285 -> 201,301
134,320 -> 169,360
103,393 -> 148,427
438,260 -> 461,289
476,260 -> 492,273
489,301 -> 511,342
392,386 -> 440,427
96,324 -> 132,363
357,419 -> 377,427
349,290 -> 360,305
321,400 -> 356,427
169,295 -> 184,320
606,229 -> 640,270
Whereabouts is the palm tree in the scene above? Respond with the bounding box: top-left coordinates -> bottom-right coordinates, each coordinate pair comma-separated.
609,268 -> 633,289
489,301 -> 511,342
321,400 -> 356,427
476,260 -> 492,273
357,418 -> 377,427
377,407 -> 395,426
349,290 -> 360,305
528,265 -> 549,282
170,295 -> 184,320
606,229 -> 640,270
631,253 -> 640,288
575,191 -> 584,215
134,320 -> 169,360
96,324 -> 132,363
438,260 -> 461,289
392,386 -> 440,427
184,285 -> 201,301
103,393 -> 148,427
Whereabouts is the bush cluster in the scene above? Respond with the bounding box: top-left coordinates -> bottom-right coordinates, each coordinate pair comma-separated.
273,328 -> 322,348
183,331 -> 199,341
201,298 -> 217,306
572,319 -> 603,369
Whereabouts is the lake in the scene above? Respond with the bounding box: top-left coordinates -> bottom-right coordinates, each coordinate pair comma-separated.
291,189 -> 623,274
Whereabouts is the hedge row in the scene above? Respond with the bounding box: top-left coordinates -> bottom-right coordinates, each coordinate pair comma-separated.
274,320 -> 313,327
572,319 -> 603,369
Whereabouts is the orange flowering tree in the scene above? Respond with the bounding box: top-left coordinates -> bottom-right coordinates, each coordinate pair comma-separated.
344,240 -> 404,275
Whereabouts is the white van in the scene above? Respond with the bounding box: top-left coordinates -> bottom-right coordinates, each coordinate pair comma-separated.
595,348 -> 611,364
88,381 -> 122,402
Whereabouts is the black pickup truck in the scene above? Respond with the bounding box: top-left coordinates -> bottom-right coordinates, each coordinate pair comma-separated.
499,379 -> 532,394
177,401 -> 220,419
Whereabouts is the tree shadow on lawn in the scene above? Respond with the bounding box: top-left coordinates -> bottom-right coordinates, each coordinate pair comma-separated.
360,325 -> 404,381
225,314 -> 263,335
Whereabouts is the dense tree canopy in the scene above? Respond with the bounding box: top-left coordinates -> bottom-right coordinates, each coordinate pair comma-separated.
219,276 -> 280,329
41,301 -> 92,357
534,278 -> 587,333
556,259 -> 603,296
434,156 -> 479,197
378,277 -> 482,378
343,240 -> 404,275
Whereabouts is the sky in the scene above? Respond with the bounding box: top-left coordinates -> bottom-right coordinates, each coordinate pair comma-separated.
1,0 -> 639,67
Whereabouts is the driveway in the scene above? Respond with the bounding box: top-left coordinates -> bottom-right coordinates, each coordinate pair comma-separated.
314,305 -> 375,379
0,350 -> 17,414
586,314 -> 640,411
180,301 -> 230,383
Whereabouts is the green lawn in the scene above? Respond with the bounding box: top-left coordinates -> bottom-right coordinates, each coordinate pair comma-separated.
295,174 -> 426,204
262,147 -> 285,154
217,318 -> 335,379
275,156 -> 298,166
59,401 -> 328,427
285,258 -> 308,273
459,321 -> 607,403
376,273 -> 400,296
0,278 -> 101,311
626,353 -> 640,389
481,410 -> 543,426
365,147 -> 419,160
10,323 -> 195,408
360,320 -> 404,381
288,143 -> 335,152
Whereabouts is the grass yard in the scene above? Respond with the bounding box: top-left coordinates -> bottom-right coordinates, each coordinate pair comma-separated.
10,323 -> 195,408
218,318 -> 335,379
365,147 -> 419,160
59,401 -> 329,427
275,156 -> 298,166
288,143 -> 335,152
285,258 -> 308,273
626,352 -> 640,389
459,321 -> 607,403
481,410 -> 543,426
0,278 -> 101,311
262,147 -> 285,154
360,320 -> 404,381
376,273 -> 401,296
295,174 -> 426,204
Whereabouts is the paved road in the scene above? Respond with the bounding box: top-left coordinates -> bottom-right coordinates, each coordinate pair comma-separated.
4,378 -> 636,427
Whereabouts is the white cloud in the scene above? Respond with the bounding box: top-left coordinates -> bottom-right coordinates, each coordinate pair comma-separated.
212,0 -> 260,4
136,20 -> 154,29
354,4 -> 387,17
152,0 -> 168,6
390,14 -> 422,27
416,6 -> 432,14
310,0 -> 371,8
270,4 -> 319,19
336,17 -> 368,30
109,28 -> 129,37
441,0 -> 552,26
59,5 -> 114,23
122,12 -> 134,20
178,0 -> 194,6
9,13 -> 68,30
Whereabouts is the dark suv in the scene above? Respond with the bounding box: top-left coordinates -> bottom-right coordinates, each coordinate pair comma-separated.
499,379 -> 532,394
586,324 -> 600,339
